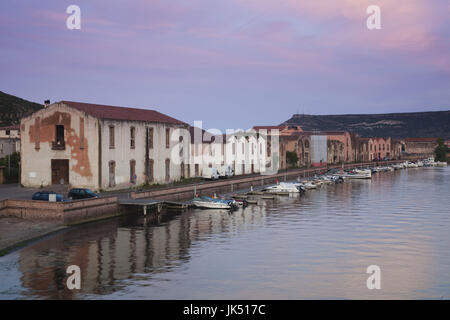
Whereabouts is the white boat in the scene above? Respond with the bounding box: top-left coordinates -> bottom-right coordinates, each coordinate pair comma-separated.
436,161 -> 448,167
263,182 -> 303,193
342,169 -> 372,179
300,181 -> 319,189
192,196 -> 236,209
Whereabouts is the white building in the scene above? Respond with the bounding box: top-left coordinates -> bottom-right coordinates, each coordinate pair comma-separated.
0,125 -> 20,158
20,101 -> 190,190
189,127 -> 268,177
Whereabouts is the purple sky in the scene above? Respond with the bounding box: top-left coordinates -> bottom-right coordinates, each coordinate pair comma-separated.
1,0 -> 449,130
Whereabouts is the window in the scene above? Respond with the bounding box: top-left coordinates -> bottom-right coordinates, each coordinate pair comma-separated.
79,118 -> 85,149
148,127 -> 154,149
130,160 -> 136,183
165,158 -> 170,181
130,127 -> 135,149
109,126 -> 115,148
242,143 -> 244,154
109,161 -> 116,187
5,130 -> 10,136
52,125 -> 65,150
148,159 -> 154,182
181,162 -> 185,179
232,143 -> 236,155
166,128 -> 170,148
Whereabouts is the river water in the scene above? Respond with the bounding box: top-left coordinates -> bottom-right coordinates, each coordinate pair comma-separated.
0,167 -> 449,299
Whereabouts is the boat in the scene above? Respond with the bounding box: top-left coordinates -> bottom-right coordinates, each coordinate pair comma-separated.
192,196 -> 238,210
342,169 -> 372,179
263,182 -> 305,193
299,181 -> 319,189
436,161 -> 448,167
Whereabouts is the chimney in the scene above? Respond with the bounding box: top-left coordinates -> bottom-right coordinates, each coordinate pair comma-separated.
44,100 -> 50,108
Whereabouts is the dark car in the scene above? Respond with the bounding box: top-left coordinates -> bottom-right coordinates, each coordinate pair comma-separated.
32,191 -> 64,202
68,188 -> 99,200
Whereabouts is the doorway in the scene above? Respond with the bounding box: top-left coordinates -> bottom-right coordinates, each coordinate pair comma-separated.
51,159 -> 69,185
109,161 -> 116,187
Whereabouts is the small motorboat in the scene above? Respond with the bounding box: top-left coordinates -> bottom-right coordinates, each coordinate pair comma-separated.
263,182 -> 305,193
342,169 -> 372,179
233,198 -> 249,207
192,196 -> 238,210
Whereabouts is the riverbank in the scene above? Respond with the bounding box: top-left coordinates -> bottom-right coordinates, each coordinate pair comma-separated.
0,160 -> 407,256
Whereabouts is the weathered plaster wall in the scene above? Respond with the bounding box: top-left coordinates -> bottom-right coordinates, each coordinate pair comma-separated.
20,103 -> 99,188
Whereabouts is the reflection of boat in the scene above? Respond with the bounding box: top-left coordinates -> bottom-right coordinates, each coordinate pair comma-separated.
192,196 -> 237,210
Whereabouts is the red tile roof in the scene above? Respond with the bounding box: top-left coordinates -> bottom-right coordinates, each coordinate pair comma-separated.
404,137 -> 438,142
61,101 -> 187,126
0,125 -> 20,130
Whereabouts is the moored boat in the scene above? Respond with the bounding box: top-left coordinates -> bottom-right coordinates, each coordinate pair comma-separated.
192,196 -> 238,210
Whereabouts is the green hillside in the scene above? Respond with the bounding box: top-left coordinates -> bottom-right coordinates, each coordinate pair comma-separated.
0,91 -> 43,127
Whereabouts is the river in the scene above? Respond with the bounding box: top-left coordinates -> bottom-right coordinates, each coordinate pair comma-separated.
0,166 -> 449,299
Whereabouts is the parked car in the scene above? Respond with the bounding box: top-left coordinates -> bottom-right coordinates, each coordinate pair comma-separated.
68,188 -> 99,200
217,165 -> 234,178
32,191 -> 64,202
202,167 -> 220,180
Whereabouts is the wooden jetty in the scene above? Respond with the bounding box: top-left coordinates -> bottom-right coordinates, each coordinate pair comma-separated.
119,199 -> 164,216
119,199 -> 191,215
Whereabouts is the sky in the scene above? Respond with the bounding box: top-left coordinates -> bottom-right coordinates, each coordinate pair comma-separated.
0,0 -> 449,130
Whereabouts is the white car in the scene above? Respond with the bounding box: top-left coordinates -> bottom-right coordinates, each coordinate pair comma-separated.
202,167 -> 220,180
217,165 -> 234,178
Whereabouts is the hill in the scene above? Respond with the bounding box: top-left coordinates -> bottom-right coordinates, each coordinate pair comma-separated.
282,111 -> 450,139
0,91 -> 43,127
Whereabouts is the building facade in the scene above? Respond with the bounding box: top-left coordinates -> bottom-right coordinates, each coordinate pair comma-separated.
20,101 -> 190,190
0,125 -> 20,158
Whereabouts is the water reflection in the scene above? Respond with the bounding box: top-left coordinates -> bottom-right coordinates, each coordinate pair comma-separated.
0,167 -> 449,299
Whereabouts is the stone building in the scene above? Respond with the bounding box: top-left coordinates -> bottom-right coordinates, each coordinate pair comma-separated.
0,125 -> 20,159
403,138 -> 438,159
367,137 -> 392,161
20,101 -> 190,190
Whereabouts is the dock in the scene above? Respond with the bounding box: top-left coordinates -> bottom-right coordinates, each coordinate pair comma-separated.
119,199 -> 164,216
119,199 -> 191,215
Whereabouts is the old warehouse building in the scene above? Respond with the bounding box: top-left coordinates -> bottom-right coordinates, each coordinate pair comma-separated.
20,101 -> 190,190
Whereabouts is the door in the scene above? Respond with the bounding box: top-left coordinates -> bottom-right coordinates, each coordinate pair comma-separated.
51,159 -> 69,185
109,161 -> 116,187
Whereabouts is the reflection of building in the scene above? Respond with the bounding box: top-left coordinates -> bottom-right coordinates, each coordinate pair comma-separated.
0,125 -> 20,158
18,206 -> 270,298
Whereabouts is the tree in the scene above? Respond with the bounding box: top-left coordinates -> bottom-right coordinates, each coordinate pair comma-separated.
0,151 -> 20,183
286,151 -> 299,168
434,138 -> 449,162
